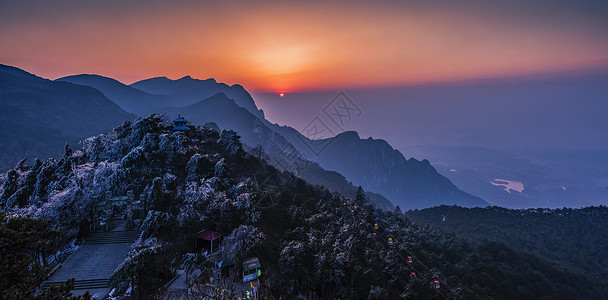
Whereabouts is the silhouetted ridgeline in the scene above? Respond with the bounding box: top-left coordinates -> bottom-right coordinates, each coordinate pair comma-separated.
0,64 -> 135,172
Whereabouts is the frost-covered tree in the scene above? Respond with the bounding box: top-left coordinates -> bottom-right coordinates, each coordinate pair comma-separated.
222,225 -> 264,265
147,177 -> 164,211
5,187 -> 28,209
186,153 -> 201,182
181,252 -> 212,282
109,238 -> 171,299
16,158 -> 28,172
177,181 -> 214,226
31,161 -> 56,204
63,142 -> 73,158
139,210 -> 175,241
218,130 -> 242,156
0,169 -> 19,208
121,146 -> 145,168
214,158 -> 226,178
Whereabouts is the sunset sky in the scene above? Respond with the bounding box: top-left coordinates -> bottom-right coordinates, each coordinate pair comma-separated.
1,0 -> 607,92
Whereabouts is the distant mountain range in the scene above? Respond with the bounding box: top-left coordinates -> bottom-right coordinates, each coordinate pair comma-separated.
0,64 -> 487,209
131,76 -> 266,121
272,128 -> 487,209
57,74 -> 174,115
0,64 -> 135,171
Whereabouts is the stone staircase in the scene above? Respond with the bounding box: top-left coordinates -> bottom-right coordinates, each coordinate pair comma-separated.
84,230 -> 140,245
41,219 -> 141,298
42,278 -> 109,290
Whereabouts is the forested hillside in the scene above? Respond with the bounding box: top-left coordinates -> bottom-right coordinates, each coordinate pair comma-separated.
1,115 -> 605,299
407,205 -> 608,296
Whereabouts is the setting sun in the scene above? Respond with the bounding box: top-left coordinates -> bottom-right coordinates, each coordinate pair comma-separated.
1,1 -> 606,92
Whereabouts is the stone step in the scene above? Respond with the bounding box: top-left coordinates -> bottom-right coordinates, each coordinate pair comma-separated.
85,235 -> 138,242
42,278 -> 109,290
84,230 -> 140,245
88,230 -> 139,237
87,233 -> 139,239
84,239 -> 139,245
86,232 -> 140,240
84,239 -> 137,245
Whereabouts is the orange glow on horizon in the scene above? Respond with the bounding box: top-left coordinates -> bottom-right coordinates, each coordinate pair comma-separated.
1,1 -> 607,92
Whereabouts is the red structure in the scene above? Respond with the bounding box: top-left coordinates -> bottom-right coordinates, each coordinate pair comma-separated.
433,280 -> 440,290
196,229 -> 222,253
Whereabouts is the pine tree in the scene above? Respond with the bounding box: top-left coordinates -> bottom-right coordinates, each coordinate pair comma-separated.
251,145 -> 265,160
0,169 -> 19,207
64,142 -> 73,157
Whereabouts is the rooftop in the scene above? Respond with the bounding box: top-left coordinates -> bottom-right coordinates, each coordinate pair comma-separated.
110,196 -> 129,201
196,229 -> 220,241
242,257 -> 261,272
172,124 -> 189,131
172,115 -> 186,123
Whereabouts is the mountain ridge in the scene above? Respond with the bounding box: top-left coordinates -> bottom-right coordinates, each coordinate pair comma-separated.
0,64 -> 136,171
57,74 -> 175,115
130,75 -> 266,120
3,64 -> 487,209
270,123 -> 488,210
